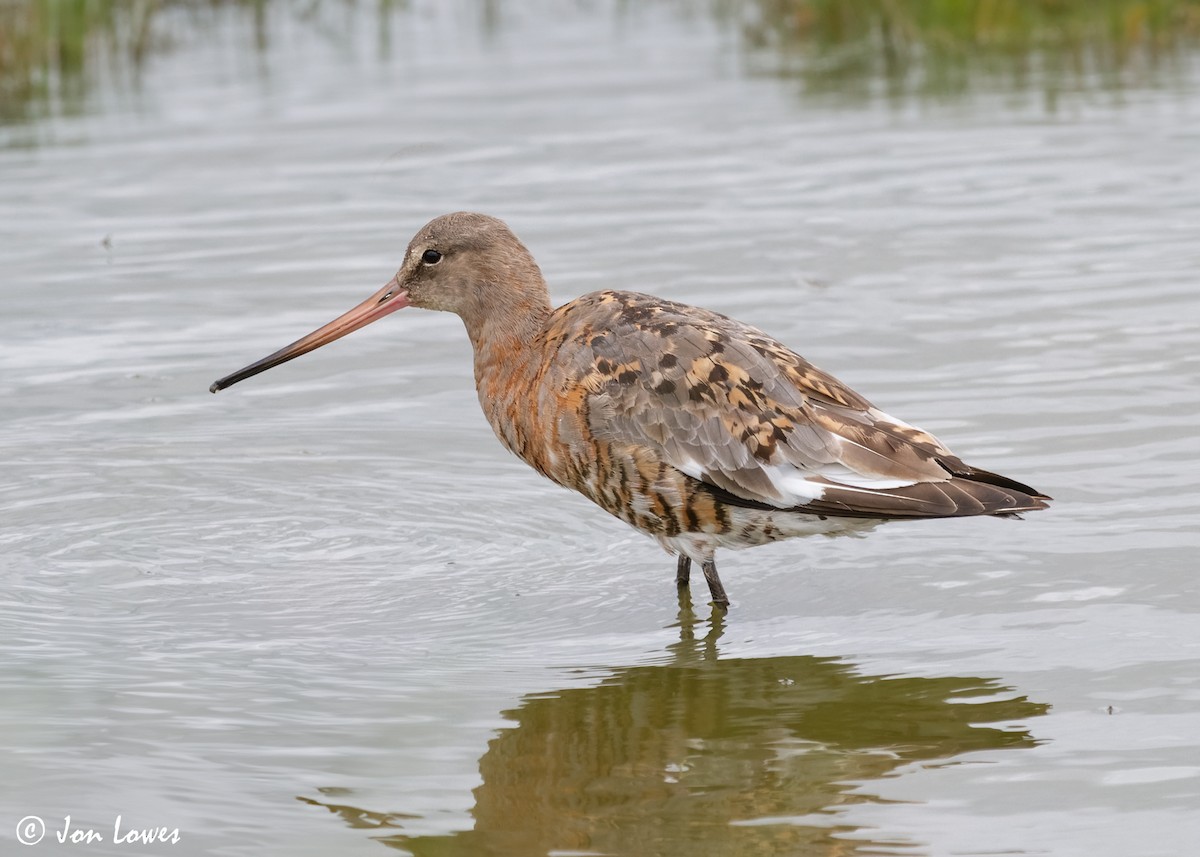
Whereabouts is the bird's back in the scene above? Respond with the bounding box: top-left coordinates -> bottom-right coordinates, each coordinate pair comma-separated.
509,290 -> 1049,531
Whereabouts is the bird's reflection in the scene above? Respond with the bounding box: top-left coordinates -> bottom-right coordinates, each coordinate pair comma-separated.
302,595 -> 1047,856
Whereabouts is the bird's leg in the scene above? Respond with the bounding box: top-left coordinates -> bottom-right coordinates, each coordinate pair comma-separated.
701,560 -> 730,609
676,555 -> 691,587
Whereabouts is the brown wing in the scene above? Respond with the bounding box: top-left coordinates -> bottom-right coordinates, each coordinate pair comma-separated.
544,291 -> 1048,519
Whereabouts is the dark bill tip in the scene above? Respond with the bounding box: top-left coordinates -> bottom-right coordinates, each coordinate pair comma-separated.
207,279 -> 410,397
207,340 -> 304,394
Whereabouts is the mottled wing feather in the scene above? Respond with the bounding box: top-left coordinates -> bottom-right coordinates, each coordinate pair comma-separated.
545,291 -> 1046,518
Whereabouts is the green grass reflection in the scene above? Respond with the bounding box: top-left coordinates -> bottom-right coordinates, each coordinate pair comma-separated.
301,596 -> 1048,856
733,0 -> 1200,102
3,0 -> 1199,121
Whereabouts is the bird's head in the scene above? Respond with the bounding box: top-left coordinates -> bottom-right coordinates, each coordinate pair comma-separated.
210,212 -> 549,393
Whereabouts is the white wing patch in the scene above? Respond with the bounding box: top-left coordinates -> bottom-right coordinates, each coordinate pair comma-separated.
673,456 -> 706,483
816,464 -> 920,490
673,441 -> 924,509
764,466 -> 827,503
765,463 -> 920,506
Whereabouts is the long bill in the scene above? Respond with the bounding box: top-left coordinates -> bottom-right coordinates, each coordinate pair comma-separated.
210,276 -> 411,393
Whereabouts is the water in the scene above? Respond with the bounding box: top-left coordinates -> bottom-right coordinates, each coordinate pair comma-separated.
2,3 -> 1199,855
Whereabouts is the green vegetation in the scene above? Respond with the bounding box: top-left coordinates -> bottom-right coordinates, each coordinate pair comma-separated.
2,0 -> 1199,120
0,0 -> 161,120
734,0 -> 1200,101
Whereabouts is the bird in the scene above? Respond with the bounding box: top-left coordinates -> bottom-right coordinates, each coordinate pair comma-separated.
211,212 -> 1050,608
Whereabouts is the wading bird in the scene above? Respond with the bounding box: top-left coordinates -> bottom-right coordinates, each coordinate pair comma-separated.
211,213 -> 1049,608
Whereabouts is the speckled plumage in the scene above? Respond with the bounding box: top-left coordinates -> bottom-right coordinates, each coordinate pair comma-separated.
212,212 -> 1050,608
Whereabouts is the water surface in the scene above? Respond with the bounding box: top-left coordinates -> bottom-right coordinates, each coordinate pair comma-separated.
2,3 -> 1199,856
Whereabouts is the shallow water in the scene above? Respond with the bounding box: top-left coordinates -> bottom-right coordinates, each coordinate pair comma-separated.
3,3 -> 1200,856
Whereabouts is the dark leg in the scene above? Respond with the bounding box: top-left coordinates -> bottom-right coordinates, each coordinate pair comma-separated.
676,555 -> 691,587
701,560 -> 730,609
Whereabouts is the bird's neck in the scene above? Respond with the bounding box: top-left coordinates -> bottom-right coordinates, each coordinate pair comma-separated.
462,295 -> 552,370
466,298 -> 556,468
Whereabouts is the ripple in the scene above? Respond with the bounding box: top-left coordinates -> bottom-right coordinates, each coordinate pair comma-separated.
2,3 -> 1199,856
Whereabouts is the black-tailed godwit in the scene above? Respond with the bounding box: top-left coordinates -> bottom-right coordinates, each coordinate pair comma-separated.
211,212 -> 1049,608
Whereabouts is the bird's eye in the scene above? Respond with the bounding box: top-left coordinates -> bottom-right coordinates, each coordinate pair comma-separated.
422,249 -> 442,265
